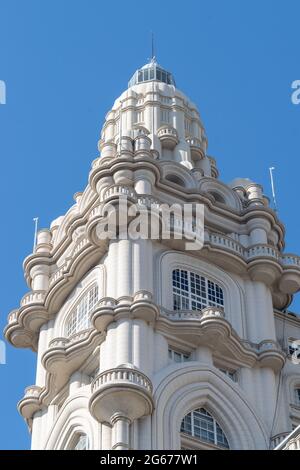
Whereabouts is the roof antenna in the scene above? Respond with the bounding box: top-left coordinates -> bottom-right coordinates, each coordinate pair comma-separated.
269,167 -> 278,212
33,217 -> 39,252
151,30 -> 156,62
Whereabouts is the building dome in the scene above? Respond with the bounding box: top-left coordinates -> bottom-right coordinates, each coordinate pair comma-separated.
128,58 -> 176,88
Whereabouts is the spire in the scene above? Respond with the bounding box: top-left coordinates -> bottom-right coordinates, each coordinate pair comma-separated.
151,30 -> 155,62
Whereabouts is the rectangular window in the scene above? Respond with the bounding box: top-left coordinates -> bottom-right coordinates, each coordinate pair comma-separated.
219,368 -> 237,382
160,109 -> 170,123
161,96 -> 171,104
168,348 -> 191,363
144,69 -> 149,81
135,110 -> 144,123
184,118 -> 192,134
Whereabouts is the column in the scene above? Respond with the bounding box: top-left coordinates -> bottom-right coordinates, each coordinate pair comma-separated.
132,238 -> 153,294
117,239 -> 133,298
258,367 -> 277,431
244,280 -> 259,342
105,240 -> 119,298
111,413 -> 131,450
253,281 -> 276,341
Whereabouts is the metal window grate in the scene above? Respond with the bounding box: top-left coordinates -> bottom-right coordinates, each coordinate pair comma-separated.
66,284 -> 99,337
172,269 -> 224,311
181,408 -> 229,449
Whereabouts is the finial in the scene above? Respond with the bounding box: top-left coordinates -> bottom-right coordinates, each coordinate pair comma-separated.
33,217 -> 39,252
151,30 -> 156,62
269,167 -> 278,212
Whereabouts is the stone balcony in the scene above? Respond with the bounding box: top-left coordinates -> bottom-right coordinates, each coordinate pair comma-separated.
20,291 -> 46,307
89,365 -> 153,423
18,385 -> 42,420
186,137 -> 205,159
92,367 -> 153,395
158,126 -> 179,149
91,291 -> 159,331
7,309 -> 18,325
42,329 -> 100,377
103,184 -> 137,202
204,232 -> 300,293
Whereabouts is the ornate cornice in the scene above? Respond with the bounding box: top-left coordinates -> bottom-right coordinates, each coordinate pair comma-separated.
18,328 -> 103,427
5,201 -> 300,351
4,240 -> 106,350
17,297 -> 286,426
158,306 -> 285,372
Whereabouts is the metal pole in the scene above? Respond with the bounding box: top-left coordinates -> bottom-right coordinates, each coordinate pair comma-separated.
269,167 -> 277,212
33,217 -> 39,252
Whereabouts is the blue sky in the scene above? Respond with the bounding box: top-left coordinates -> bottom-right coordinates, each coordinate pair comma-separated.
0,0 -> 300,449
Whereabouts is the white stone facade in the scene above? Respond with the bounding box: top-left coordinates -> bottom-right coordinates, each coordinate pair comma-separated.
5,59 -> 300,450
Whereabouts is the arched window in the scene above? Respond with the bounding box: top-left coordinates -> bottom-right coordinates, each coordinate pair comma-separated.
73,434 -> 88,450
208,191 -> 226,204
165,174 -> 185,187
181,408 -> 229,449
295,388 -> 300,407
172,269 -> 224,311
65,284 -> 99,337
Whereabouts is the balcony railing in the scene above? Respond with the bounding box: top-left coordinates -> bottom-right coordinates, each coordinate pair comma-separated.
206,232 -> 245,257
92,367 -> 153,395
24,385 -> 41,399
7,310 -> 18,324
246,244 -> 278,260
158,126 -> 178,138
186,137 -> 203,149
280,254 -> 300,267
49,259 -> 71,287
103,185 -> 137,201
21,291 -> 46,307
161,306 -> 225,321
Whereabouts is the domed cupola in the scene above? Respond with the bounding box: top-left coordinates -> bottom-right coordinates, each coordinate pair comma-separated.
128,58 -> 176,88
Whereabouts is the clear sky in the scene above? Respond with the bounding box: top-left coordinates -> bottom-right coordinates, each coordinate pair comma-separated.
0,0 -> 300,450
